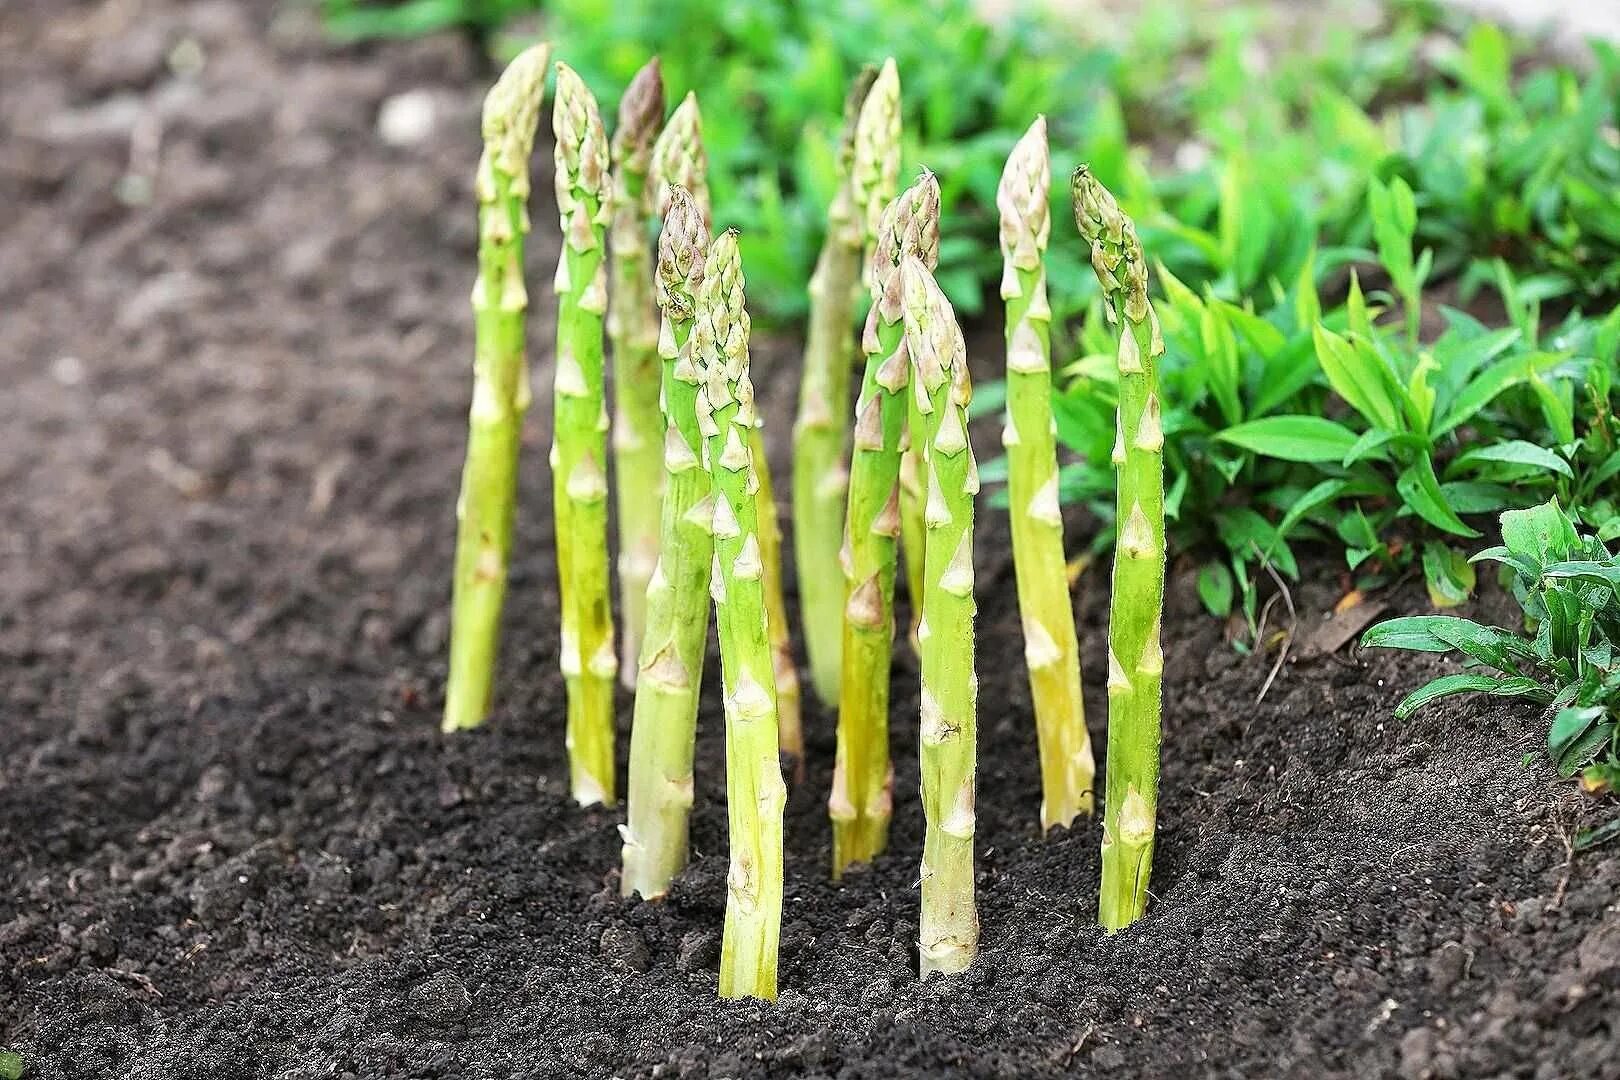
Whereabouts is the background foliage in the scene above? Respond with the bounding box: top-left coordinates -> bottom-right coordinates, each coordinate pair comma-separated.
321,0 -> 1620,626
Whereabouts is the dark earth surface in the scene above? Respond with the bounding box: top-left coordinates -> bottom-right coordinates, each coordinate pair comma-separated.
4,2 -> 1619,1077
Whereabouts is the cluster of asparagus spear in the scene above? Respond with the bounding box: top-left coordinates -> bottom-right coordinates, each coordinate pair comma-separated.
441,44 -> 1169,997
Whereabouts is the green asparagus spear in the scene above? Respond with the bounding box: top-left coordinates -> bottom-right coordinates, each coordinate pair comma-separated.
829,171 -> 939,878
650,93 -> 710,224
444,42 -> 551,734
620,187 -> 711,899
608,58 -> 666,691
1073,166 -> 1166,931
999,119 -> 1094,830
552,63 -> 617,805
791,65 -> 881,708
901,256 -> 979,977
696,229 -> 787,1001
748,416 -> 803,773
647,91 -> 799,766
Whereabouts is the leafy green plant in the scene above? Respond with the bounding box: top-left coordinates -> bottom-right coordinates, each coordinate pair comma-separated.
1392,29 -> 1620,304
1363,499 -> 1620,785
322,0 -> 534,39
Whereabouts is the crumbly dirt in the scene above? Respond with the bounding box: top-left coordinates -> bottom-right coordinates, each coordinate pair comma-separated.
3,3 -> 1618,1078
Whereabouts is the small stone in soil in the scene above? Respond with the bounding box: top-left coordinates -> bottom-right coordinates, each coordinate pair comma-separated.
408,971 -> 470,1024
598,924 -> 650,973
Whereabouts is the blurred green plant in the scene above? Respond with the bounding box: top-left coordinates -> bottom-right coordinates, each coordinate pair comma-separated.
323,0 -> 534,39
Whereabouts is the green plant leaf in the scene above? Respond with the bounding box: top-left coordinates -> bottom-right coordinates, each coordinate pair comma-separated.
1500,498 -> 1580,569
1313,324 -> 1401,431
1397,457 -> 1481,538
1549,705 -> 1612,776
1198,561 -> 1235,618
1450,440 -> 1573,479
1423,542 -> 1477,608
1392,673 -> 1547,719
1216,416 -> 1360,463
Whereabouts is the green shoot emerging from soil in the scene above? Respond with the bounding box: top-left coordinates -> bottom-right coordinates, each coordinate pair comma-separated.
829,170 -> 939,879
793,64 -> 881,709
696,229 -> 787,1002
620,186 -> 710,900
444,42 -> 550,734
1074,165 -> 1166,932
607,57 -> 666,691
997,117 -> 1094,831
902,255 -> 980,977
552,62 -> 617,805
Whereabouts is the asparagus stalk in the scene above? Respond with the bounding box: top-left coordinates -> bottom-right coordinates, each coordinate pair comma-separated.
650,93 -> 710,225
620,187 -> 711,899
1073,166 -> 1166,931
901,256 -> 979,977
999,119 -> 1095,830
444,44 -> 552,733
829,171 -> 939,877
552,63 -> 617,805
898,434 -> 927,656
696,229 -> 787,1002
748,417 -> 803,772
647,91 -> 800,764
608,58 -> 666,691
791,65 -> 881,707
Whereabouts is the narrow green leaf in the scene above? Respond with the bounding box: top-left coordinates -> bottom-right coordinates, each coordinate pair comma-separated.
1313,324 -> 1400,431
1392,673 -> 1546,720
1451,440 -> 1573,479
1198,561 -> 1235,618
1397,457 -> 1481,538
1217,416 -> 1361,463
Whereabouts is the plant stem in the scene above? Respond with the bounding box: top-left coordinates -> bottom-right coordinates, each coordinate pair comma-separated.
645,94 -> 804,763
792,65 -> 880,708
608,58 -> 666,691
620,187 -> 710,899
999,118 -> 1094,830
698,229 -> 786,1002
901,256 -> 979,977
552,63 -> 616,805
748,421 -> 802,772
899,440 -> 927,656
1073,166 -> 1166,931
829,169 -> 938,878
444,42 -> 550,734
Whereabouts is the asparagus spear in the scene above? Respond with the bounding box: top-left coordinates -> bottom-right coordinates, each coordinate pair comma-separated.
444,42 -> 551,734
1073,166 -> 1166,931
791,65 -> 881,707
901,256 -> 979,977
999,119 -> 1095,830
748,414 -> 803,773
620,187 -> 711,899
646,93 -> 799,765
608,58 -> 666,691
696,229 -> 787,1002
552,63 -> 617,805
829,171 -> 939,877
850,61 -> 901,287
650,93 -> 710,224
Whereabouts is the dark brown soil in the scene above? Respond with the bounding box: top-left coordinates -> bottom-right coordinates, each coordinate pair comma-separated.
4,3 -> 1618,1078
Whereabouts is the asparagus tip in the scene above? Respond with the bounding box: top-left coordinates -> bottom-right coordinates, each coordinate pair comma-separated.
656,185 -> 708,322
613,56 -> 666,162
997,116 -> 1051,272
652,93 -> 710,224
479,42 -> 552,185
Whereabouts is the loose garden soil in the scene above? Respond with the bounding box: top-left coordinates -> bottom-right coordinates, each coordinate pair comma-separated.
3,3 -> 1618,1077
